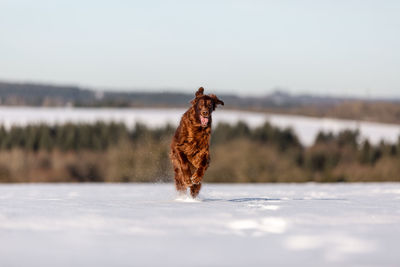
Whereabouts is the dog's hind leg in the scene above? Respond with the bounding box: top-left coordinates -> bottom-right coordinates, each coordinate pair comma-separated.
190,183 -> 202,198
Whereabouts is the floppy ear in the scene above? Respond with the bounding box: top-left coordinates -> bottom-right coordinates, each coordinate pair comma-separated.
190,87 -> 205,105
209,94 -> 224,110
195,87 -> 204,97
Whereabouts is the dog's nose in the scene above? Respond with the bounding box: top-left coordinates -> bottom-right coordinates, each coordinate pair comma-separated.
202,111 -> 209,117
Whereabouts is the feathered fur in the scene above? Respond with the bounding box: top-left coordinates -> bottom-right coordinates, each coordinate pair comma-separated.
170,87 -> 224,198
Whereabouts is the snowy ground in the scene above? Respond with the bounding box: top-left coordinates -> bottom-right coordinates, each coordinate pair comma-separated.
0,183 -> 399,267
0,107 -> 399,146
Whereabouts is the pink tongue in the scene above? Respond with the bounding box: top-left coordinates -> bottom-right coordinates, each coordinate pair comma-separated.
201,116 -> 208,125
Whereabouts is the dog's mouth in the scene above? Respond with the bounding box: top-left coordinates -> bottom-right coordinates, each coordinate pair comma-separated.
200,115 -> 209,127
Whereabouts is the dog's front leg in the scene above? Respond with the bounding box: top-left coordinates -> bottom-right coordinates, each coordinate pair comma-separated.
191,155 -> 209,184
176,151 -> 193,186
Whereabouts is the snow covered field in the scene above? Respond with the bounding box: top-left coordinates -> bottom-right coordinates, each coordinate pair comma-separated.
0,107 -> 399,146
1,183 -> 399,267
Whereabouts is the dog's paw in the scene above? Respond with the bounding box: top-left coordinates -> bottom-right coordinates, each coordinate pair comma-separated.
190,174 -> 201,185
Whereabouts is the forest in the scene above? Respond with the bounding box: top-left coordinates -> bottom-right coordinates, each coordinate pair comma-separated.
0,121 -> 399,183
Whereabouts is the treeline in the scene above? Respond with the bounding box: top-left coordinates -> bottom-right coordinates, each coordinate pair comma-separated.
0,123 -> 173,151
0,122 -> 399,183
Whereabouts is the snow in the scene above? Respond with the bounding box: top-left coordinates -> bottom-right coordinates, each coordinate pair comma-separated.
1,183 -> 399,267
0,107 -> 399,146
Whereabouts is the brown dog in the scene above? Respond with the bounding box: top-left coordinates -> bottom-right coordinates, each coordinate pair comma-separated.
170,87 -> 224,198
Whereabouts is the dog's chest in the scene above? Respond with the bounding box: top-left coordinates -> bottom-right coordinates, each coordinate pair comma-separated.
183,128 -> 210,158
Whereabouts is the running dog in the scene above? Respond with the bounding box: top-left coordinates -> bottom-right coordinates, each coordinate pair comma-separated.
170,87 -> 224,198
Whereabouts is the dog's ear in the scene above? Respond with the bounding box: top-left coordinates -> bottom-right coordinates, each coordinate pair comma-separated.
195,87 -> 204,97
190,87 -> 205,105
209,94 -> 224,110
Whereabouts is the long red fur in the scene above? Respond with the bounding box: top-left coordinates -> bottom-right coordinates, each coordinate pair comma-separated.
170,87 -> 224,198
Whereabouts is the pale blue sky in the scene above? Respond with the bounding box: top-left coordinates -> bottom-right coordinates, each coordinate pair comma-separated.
1,0 -> 399,97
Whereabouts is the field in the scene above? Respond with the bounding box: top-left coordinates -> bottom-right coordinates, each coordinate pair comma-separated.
1,183 -> 399,267
1,107 -> 399,146
1,107 -> 400,183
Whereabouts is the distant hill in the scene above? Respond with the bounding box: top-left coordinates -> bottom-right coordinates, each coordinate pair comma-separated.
0,80 -> 354,108
0,82 -> 94,106
1,80 -> 400,124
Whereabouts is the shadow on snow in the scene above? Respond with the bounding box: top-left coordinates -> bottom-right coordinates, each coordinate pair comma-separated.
201,197 -> 348,202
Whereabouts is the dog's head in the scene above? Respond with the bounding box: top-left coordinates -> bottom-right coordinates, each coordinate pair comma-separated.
191,87 -> 224,127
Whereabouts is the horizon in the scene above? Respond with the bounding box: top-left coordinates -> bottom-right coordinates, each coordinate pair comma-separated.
2,78 -> 396,100
1,1 -> 399,98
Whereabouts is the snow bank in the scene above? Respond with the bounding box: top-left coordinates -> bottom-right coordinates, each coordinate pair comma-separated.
0,183 -> 399,266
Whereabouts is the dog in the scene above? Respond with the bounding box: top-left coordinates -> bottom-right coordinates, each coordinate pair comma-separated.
170,87 -> 224,198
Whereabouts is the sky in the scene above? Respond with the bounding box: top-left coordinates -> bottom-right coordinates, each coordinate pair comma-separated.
0,0 -> 399,97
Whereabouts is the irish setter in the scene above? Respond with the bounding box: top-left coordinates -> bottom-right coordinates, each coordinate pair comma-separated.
170,87 -> 224,198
